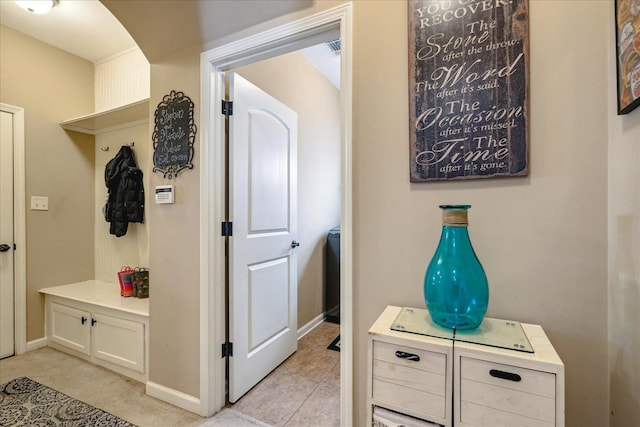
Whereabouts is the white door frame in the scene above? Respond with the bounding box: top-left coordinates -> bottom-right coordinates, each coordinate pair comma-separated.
0,103 -> 26,356
199,3 -> 353,423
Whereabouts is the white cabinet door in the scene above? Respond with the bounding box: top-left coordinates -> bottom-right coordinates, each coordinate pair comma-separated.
50,303 -> 91,356
92,312 -> 145,373
43,289 -> 149,383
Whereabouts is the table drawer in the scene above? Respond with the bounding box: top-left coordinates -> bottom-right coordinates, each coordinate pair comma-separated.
460,357 -> 556,424
373,358 -> 446,396
374,341 -> 446,375
373,340 -> 448,420
460,401 -> 554,427
373,406 -> 443,427
373,379 -> 446,420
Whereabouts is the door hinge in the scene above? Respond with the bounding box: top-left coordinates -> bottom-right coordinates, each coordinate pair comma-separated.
222,342 -> 233,358
222,100 -> 233,116
221,221 -> 233,237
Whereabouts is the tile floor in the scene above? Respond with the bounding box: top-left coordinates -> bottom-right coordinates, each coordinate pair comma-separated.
0,320 -> 340,427
231,321 -> 341,427
0,346 -> 213,426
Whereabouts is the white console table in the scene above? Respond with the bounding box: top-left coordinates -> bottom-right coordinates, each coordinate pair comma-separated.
40,280 -> 149,383
367,306 -> 565,427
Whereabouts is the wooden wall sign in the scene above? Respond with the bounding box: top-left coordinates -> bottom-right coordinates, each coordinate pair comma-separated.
408,0 -> 529,182
152,90 -> 197,179
615,0 -> 640,114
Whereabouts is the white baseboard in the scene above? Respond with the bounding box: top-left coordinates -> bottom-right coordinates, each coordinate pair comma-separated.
26,338 -> 47,352
146,381 -> 201,414
297,312 -> 326,340
144,314 -> 325,414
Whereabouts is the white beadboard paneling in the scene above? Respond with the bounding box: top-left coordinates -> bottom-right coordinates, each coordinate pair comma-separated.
95,48 -> 150,112
95,124 -> 150,282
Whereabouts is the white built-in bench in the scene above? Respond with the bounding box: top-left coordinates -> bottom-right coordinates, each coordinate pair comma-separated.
40,280 -> 149,383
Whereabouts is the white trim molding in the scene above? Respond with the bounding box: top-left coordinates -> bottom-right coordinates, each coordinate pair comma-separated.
146,381 -> 201,414
26,337 -> 47,352
297,313 -> 326,340
0,103 -> 26,356
199,3 -> 353,424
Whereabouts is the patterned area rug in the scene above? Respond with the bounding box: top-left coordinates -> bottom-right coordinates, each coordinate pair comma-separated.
0,377 -> 137,426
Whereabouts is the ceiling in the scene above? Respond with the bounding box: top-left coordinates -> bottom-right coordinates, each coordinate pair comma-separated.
0,0 -> 136,63
0,0 -> 315,64
0,0 -> 339,88
101,0 -> 315,63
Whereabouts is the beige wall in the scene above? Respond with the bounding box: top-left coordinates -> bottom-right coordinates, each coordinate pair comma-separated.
608,1 -> 640,426
0,26 -> 95,340
146,44 -> 341,398
142,1 -> 612,425
234,51 -> 341,328
148,46 -> 202,397
5,0 -> 631,424
240,0 -> 613,424
351,1 -> 608,425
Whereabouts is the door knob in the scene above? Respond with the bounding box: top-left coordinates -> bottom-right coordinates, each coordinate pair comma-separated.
0,244 -> 10,252
291,241 -> 300,248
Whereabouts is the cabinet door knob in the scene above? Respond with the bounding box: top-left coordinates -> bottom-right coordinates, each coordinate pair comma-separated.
81,316 -> 87,325
395,351 -> 420,362
0,244 -> 10,252
490,369 -> 521,382
91,318 -> 97,327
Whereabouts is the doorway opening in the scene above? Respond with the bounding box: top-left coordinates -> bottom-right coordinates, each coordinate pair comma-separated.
0,103 -> 26,359
199,3 -> 353,424
225,41 -> 342,422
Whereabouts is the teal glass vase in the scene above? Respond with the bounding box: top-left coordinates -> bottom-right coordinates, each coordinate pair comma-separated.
424,205 -> 488,330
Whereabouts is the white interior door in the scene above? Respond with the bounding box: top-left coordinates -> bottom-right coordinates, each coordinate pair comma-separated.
228,72 -> 298,403
0,110 -> 15,359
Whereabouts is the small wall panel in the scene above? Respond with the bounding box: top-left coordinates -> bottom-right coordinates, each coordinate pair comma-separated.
94,124 -> 150,282
95,48 -> 150,113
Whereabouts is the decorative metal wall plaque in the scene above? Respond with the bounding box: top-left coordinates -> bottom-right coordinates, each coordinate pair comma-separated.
408,0 -> 529,182
152,90 -> 197,179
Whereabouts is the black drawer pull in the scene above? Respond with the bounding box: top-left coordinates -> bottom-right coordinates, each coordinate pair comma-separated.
490,369 -> 521,382
395,351 -> 420,362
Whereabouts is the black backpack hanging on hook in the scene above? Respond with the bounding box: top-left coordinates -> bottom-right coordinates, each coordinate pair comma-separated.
104,145 -> 145,237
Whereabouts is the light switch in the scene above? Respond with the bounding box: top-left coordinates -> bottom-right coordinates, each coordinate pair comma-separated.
31,196 -> 48,211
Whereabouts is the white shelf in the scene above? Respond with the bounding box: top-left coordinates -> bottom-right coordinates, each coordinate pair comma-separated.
60,99 -> 150,135
40,280 -> 148,317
